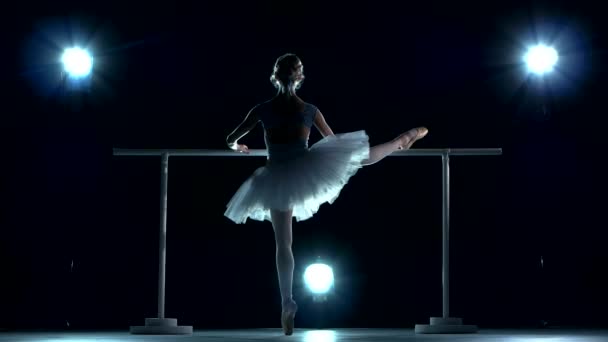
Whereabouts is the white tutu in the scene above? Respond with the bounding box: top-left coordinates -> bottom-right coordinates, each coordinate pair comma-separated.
224,130 -> 370,223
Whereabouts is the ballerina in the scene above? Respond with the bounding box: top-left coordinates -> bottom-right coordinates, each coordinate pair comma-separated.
225,53 -> 427,335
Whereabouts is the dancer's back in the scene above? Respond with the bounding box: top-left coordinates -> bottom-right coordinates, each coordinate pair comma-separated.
257,97 -> 318,146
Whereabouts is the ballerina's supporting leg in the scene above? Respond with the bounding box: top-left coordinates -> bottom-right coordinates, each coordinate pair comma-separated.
270,208 -> 298,335
361,127 -> 428,166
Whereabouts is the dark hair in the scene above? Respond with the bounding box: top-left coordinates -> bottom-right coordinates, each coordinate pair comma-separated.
269,53 -> 304,90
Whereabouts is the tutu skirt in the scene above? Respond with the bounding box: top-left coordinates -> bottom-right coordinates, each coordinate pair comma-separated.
224,130 -> 370,223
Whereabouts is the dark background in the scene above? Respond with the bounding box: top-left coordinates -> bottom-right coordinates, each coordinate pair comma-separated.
2,0 -> 607,330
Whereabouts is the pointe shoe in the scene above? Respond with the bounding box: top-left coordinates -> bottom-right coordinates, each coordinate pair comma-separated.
281,300 -> 298,336
398,127 -> 428,150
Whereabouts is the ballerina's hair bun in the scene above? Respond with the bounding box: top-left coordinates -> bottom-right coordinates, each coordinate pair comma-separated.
270,53 -> 303,90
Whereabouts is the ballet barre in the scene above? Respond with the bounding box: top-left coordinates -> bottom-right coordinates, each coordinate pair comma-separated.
113,147 -> 502,334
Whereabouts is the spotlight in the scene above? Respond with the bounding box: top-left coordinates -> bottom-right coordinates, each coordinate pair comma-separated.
61,47 -> 93,92
62,47 -> 93,78
524,44 -> 558,75
304,262 -> 334,297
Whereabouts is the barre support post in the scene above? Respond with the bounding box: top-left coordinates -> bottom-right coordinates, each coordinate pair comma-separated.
415,150 -> 478,334
130,151 -> 193,335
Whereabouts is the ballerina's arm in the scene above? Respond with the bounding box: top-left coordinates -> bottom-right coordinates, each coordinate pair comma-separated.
226,107 -> 260,151
313,109 -> 335,138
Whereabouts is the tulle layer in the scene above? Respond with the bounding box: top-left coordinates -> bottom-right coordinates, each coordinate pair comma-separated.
224,130 -> 370,223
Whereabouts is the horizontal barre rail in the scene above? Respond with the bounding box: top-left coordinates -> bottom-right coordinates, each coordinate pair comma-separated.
113,148 -> 502,157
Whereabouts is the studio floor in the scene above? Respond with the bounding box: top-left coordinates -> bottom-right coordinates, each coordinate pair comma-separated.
1,328 -> 607,342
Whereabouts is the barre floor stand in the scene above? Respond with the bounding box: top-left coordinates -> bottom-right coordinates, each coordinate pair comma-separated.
414,151 -> 478,334
129,152 -> 192,334
113,148 -> 501,335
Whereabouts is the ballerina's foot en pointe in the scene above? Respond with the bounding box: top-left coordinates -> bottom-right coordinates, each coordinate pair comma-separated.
395,126 -> 429,150
281,299 -> 298,335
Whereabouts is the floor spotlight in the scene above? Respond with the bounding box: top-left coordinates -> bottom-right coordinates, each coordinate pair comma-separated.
304,262 -> 334,302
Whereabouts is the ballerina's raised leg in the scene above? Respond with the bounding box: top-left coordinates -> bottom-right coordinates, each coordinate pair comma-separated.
269,126 -> 427,335
361,127 -> 428,166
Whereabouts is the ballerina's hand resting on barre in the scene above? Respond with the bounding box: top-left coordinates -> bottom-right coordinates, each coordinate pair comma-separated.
227,141 -> 250,154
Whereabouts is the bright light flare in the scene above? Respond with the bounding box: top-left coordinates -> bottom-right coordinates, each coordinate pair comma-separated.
304,263 -> 334,294
62,47 -> 93,77
524,44 -> 558,75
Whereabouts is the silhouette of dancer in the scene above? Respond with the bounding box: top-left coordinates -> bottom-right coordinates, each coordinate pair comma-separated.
225,53 -> 427,335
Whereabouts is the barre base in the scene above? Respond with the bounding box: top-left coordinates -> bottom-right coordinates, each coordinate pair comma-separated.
415,317 -> 478,334
130,318 -> 193,335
